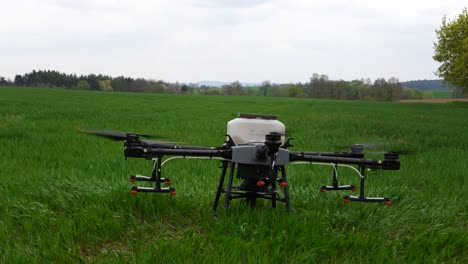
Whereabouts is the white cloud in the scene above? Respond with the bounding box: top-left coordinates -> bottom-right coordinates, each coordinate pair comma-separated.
0,0 -> 466,82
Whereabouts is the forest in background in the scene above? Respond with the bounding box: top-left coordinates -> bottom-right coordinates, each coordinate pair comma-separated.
0,70 -> 460,101
400,79 -> 454,90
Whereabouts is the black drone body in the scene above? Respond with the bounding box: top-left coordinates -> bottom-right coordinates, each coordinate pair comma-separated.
82,113 -> 401,218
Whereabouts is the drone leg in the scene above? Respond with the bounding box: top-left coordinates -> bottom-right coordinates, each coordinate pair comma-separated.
213,161 -> 229,219
271,167 -> 277,209
130,155 -> 175,194
333,163 -> 338,188
320,163 -> 356,192
359,165 -> 366,199
247,195 -> 257,208
343,165 -> 391,204
224,162 -> 236,212
154,156 -> 161,190
281,166 -> 291,212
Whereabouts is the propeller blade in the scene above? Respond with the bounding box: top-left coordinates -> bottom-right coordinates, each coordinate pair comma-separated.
77,128 -> 127,141
77,127 -> 166,141
331,142 -> 385,150
367,149 -> 416,156
359,142 -> 388,149
331,142 -> 415,156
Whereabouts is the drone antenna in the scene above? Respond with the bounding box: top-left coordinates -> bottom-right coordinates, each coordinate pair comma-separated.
281,138 -> 294,149
224,134 -> 236,148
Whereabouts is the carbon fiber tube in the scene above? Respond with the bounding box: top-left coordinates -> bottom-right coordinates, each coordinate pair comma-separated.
289,152 -> 398,169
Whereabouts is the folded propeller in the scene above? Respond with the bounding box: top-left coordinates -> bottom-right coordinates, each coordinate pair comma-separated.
331,142 -> 415,156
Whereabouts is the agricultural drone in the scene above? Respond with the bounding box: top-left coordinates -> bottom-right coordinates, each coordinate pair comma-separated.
81,113 -> 401,218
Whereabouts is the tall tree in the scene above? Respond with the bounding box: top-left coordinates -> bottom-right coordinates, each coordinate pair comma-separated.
86,74 -> 100,90
260,80 -> 271,96
0,76 -> 9,86
433,8 -> 468,94
75,80 -> 90,90
14,75 -> 24,86
130,78 -> 148,92
222,81 -> 243,95
98,80 -> 113,91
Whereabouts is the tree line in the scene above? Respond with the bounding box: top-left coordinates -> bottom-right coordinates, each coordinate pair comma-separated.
0,70 -> 187,94
1,69 -> 424,101
400,79 -> 454,91
206,74 -> 422,101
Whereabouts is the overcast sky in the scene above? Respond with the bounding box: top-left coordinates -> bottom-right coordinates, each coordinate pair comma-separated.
0,0 -> 466,83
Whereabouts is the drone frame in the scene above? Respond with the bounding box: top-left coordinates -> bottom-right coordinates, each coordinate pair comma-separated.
122,131 -> 399,218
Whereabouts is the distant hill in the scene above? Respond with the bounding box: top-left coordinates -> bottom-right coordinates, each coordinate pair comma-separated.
196,81 -> 227,87
400,79 -> 454,91
196,80 -> 260,87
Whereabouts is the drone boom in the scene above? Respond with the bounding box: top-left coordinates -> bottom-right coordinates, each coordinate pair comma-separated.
128,147 -> 230,159
290,152 -> 400,170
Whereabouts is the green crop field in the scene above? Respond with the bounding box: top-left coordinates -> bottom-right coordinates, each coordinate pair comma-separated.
1,87 -> 467,263
430,90 -> 455,99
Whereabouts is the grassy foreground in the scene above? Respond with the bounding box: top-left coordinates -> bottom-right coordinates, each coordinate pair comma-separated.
0,87 -> 466,263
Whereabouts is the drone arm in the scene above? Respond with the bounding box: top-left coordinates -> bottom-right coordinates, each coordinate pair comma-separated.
125,145 -> 231,159
141,140 -> 220,150
289,152 -> 400,170
297,151 -> 364,158
148,148 -> 229,158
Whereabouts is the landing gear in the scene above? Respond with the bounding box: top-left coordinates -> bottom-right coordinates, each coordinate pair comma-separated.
320,164 -> 391,205
129,156 -> 175,195
212,163 -> 291,219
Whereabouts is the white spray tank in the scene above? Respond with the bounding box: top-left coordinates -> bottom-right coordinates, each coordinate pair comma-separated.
227,113 -> 285,145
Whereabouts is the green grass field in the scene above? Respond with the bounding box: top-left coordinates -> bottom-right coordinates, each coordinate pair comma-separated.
431,90 -> 454,98
422,90 -> 455,99
1,87 -> 467,262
